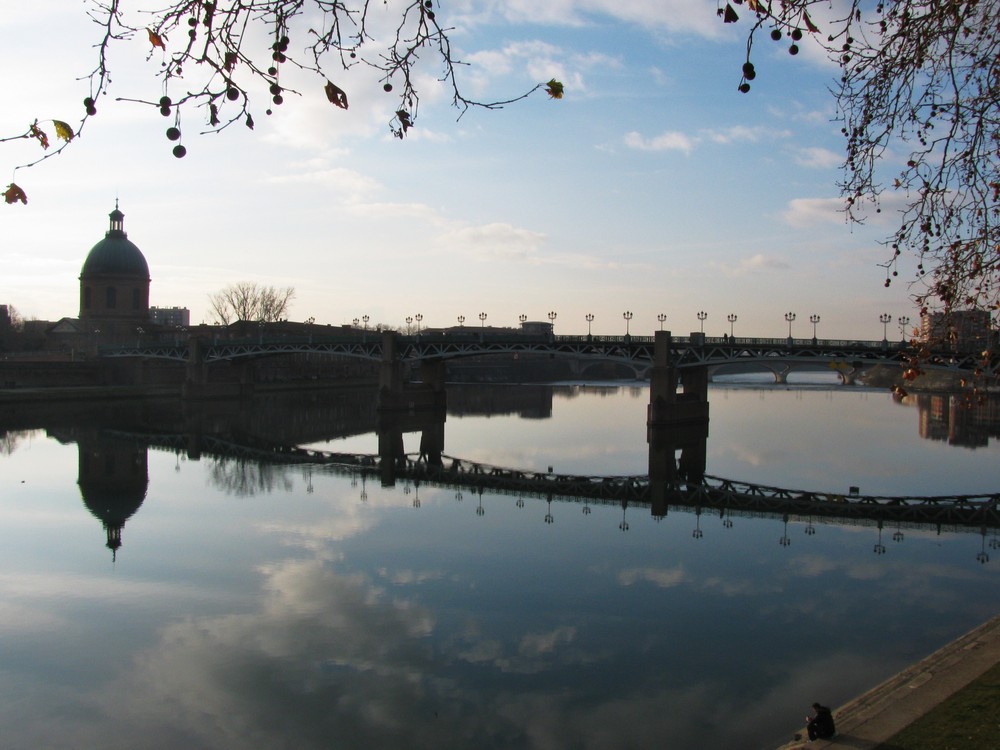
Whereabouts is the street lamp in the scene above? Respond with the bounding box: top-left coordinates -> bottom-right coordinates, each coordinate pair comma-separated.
785,311 -> 796,338
897,315 -> 911,342
352,317 -> 359,327
519,314 -> 527,326
405,316 -> 413,333
622,310 -> 633,337
657,313 -> 666,330
457,315 -> 465,327
727,313 -> 737,338
879,312 -> 891,341
479,312 -> 487,328
547,310 -> 557,332
414,313 -> 422,332
697,310 -> 707,333
586,313 -> 594,336
809,314 -> 820,341
362,314 -> 369,330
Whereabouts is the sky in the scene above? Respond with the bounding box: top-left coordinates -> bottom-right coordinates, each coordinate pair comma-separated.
2,0 -> 921,340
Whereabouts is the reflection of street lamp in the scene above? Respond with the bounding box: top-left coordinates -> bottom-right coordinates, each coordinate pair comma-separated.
809,314 -> 820,341
879,312 -> 891,341
586,313 -> 594,336
657,313 -> 666,330
897,315 -> 910,342
479,312 -> 487,328
414,313 -> 423,332
785,311 -> 796,339
622,310 -> 633,336
457,315 -> 465,327
697,310 -> 707,333
135,326 -> 144,347
727,313 -> 737,338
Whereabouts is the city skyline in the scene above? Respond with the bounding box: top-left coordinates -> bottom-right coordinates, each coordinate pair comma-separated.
4,1 -> 920,340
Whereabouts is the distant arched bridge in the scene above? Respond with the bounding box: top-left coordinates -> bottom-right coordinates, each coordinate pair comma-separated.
101,330 -> 994,382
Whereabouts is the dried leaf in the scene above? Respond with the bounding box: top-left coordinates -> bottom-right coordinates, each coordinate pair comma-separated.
29,121 -> 49,150
52,120 -> 74,142
803,11 -> 820,33
147,28 -> 166,49
4,183 -> 28,205
324,80 -> 349,109
545,79 -> 564,99
724,4 -> 739,23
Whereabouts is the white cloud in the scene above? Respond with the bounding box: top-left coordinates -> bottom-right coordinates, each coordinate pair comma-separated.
623,130 -> 694,153
437,222 -> 547,260
703,125 -> 792,144
794,146 -> 842,169
783,197 -> 848,227
709,254 -> 791,277
453,0 -> 728,39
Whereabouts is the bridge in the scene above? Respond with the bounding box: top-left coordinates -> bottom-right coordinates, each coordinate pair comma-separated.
98,329 -> 996,405
101,329 -> 989,376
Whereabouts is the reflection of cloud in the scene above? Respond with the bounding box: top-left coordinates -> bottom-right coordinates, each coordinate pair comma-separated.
519,626 -> 576,657
619,566 -> 686,588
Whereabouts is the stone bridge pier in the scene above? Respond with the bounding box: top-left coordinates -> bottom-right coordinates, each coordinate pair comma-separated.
647,331 -> 710,517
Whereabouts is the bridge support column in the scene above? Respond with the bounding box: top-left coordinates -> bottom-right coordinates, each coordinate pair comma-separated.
379,334 -> 447,413
647,331 -> 709,428
419,358 -> 447,392
648,331 -> 709,518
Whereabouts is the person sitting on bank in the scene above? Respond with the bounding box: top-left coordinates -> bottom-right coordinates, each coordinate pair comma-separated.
806,702 -> 836,741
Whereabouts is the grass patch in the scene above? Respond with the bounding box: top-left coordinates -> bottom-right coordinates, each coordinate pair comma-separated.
877,661 -> 1000,749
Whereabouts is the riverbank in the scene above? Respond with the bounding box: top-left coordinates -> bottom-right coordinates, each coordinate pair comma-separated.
775,612 -> 1000,749
0,378 -> 379,404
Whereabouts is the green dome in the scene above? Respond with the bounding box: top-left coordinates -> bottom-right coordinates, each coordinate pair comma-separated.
80,207 -> 150,279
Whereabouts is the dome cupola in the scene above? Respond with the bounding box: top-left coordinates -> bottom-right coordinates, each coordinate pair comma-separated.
79,204 -> 151,324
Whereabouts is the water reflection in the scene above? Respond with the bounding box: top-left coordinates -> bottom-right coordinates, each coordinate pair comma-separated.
0,385 -> 998,750
2,385 -> 998,562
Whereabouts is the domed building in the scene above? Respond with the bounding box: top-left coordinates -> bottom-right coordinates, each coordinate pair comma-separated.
79,204 -> 150,336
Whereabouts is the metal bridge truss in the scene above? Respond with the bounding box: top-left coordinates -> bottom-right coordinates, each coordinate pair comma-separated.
126,432 -> 999,534
101,333 -> 995,374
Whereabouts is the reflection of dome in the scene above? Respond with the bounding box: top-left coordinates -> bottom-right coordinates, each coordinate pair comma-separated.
79,204 -> 151,322
78,438 -> 149,559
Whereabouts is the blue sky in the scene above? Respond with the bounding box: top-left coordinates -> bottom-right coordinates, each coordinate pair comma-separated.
2,1 -> 919,340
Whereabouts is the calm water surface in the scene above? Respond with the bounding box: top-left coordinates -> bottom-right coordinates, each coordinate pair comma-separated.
1,381 -> 998,750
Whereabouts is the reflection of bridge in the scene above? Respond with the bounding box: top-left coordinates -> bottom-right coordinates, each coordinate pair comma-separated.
124,430 -> 1000,536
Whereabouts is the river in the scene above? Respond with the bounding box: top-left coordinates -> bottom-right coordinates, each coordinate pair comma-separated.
1,380 -> 997,749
